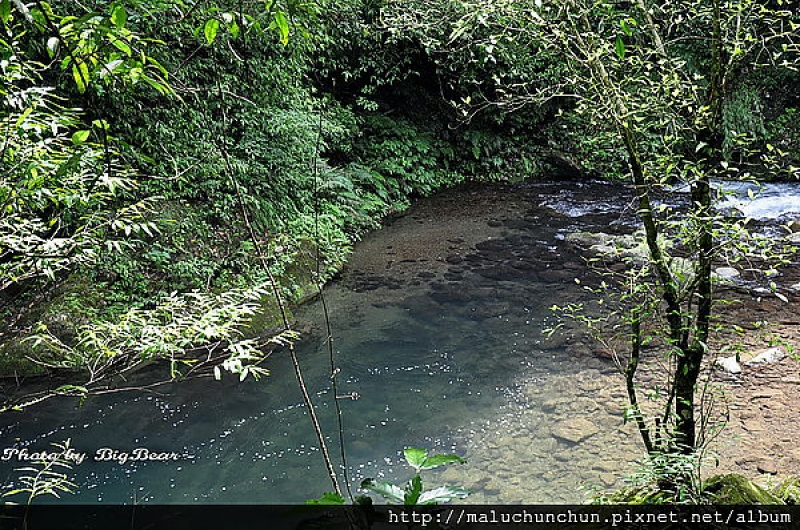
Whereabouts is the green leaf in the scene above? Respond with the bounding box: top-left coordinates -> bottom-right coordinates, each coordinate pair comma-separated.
418,454 -> 467,470
404,475 -> 423,505
204,18 -> 220,44
71,130 -> 90,144
403,447 -> 428,470
273,10 -> 289,45
72,63 -> 87,93
361,479 -> 404,503
110,36 -> 131,56
54,385 -> 88,395
306,492 -> 346,505
615,35 -> 625,60
0,0 -> 10,24
110,4 -> 127,28
418,486 -> 471,505
229,20 -> 240,39
620,19 -> 636,37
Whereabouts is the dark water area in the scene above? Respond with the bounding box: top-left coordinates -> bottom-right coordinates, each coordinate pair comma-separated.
1,180 -> 798,504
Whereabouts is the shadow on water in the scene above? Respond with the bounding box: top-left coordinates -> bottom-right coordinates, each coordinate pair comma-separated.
6,179 -> 794,504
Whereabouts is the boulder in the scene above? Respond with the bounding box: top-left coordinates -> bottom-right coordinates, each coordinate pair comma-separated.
703,474 -> 783,504
756,460 -> 779,475
566,231 -> 615,248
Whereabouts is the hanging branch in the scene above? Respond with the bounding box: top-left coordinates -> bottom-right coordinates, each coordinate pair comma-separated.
310,112 -> 355,501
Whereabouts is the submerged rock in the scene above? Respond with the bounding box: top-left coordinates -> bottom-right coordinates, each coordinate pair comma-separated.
551,418 -> 599,444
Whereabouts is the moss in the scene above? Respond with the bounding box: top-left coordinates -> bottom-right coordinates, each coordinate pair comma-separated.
0,274 -> 111,377
0,341 -> 47,376
771,477 -> 800,505
599,474 -> 791,505
702,474 -> 784,504
0,238 -> 340,378
598,484 -> 683,504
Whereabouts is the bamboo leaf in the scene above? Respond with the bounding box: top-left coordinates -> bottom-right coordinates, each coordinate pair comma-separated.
615,35 -> 625,60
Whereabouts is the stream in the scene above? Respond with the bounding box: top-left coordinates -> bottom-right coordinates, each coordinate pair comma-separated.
1,180 -> 798,504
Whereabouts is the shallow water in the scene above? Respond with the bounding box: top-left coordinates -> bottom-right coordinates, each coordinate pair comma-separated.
1,180 -> 796,504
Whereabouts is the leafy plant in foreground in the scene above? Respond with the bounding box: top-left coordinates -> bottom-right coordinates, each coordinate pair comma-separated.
309,447 -> 469,506
3,440 -> 76,505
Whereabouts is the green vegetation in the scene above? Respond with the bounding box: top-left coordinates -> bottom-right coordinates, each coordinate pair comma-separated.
309,447 -> 469,505
2,0 -> 800,505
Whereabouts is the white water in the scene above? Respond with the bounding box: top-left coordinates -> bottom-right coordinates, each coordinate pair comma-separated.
715,181 -> 800,220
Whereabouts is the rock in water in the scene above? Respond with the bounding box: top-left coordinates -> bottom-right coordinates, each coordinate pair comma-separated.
745,346 -> 786,366
550,418 -> 599,444
715,356 -> 742,374
714,267 -> 740,281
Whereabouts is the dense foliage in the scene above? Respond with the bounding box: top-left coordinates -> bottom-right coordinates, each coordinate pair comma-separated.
2,0 -> 800,498
1,0 -> 558,405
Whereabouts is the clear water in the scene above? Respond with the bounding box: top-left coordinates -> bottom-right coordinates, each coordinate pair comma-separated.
3,180 -> 794,504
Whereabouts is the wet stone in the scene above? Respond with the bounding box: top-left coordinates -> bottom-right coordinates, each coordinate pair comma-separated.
757,461 -> 779,475
551,418 -> 600,444
475,239 -> 509,253
505,219 -> 534,230
510,260 -> 535,271
478,264 -> 529,281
